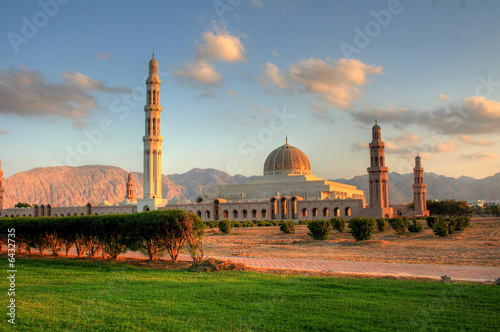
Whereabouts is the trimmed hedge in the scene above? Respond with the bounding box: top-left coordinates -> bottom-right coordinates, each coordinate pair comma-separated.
0,210 -> 205,262
307,220 -> 332,240
218,220 -> 232,234
330,218 -> 346,233
407,219 -> 423,233
388,217 -> 410,236
348,217 -> 376,241
279,220 -> 296,234
376,218 -> 387,232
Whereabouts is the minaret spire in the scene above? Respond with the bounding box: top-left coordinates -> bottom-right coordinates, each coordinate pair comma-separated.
367,122 -> 393,217
0,160 -> 4,212
286,134 -> 288,145
143,54 -> 163,200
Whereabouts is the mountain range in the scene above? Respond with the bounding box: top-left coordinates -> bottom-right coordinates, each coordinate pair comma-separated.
2,165 -> 499,208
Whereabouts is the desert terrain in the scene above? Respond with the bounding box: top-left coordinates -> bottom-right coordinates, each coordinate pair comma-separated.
201,217 -> 500,267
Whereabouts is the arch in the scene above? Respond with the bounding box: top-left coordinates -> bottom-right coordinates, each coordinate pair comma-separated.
345,207 -> 351,216
223,210 -> 229,219
334,207 -> 340,217
153,150 -> 158,196
152,118 -> 156,136
312,208 -> 318,217
301,208 -> 308,217
195,197 -> 203,203
323,208 -> 329,217
205,210 -> 211,219
196,211 -> 202,218
270,197 -> 277,220
147,118 -> 151,136
47,204 -> 52,217
143,206 -> 150,212
40,204 -> 45,217
242,210 -> 247,219
384,214 -> 390,218
280,197 -> 288,219
261,209 -> 268,219
233,210 -> 238,219
397,210 -> 402,216
86,203 -> 92,215
213,199 -> 221,221
380,156 -> 384,167
291,196 -> 301,219
252,210 -> 257,219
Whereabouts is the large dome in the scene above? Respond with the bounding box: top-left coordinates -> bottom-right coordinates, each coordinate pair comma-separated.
263,139 -> 311,176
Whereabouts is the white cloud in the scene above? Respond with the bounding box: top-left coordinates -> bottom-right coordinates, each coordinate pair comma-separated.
0,129 -> 8,135
173,60 -> 222,88
459,135 -> 494,146
351,142 -> 368,150
251,0 -> 263,7
394,133 -> 422,144
466,153 -> 500,161
434,140 -> 455,153
351,96 -> 500,135
260,58 -> 382,108
259,63 -> 286,88
97,51 -> 114,60
174,25 -> 245,96
195,28 -> 246,63
310,103 -> 335,124
0,67 -> 130,123
437,93 -> 449,102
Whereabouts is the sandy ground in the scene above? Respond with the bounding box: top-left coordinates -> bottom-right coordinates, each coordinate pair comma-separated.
201,217 -> 500,267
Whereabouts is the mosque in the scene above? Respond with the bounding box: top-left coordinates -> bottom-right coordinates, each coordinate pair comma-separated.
0,56 -> 429,219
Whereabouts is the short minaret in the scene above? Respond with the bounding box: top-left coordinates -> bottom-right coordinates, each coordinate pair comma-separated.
366,121 -> 393,218
126,173 -> 137,203
412,154 -> 429,216
0,160 -> 4,212
367,121 -> 389,208
143,53 -> 163,199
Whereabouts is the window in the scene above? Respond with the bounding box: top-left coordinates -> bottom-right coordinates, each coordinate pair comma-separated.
312,208 -> 318,217
323,208 -> 329,217
252,210 -> 257,218
302,208 -> 308,217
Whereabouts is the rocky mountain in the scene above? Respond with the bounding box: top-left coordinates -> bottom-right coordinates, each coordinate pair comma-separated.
2,165 -> 499,208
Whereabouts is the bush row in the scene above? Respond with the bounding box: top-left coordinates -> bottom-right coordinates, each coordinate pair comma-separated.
0,210 -> 205,262
426,216 -> 470,237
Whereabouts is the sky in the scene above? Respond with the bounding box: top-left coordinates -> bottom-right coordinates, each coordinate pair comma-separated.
1,0 -> 499,181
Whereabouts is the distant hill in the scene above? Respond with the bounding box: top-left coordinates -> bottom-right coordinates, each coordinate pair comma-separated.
2,165 -> 499,208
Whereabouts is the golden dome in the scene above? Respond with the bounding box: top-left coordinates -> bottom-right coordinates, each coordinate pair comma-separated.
263,138 -> 311,176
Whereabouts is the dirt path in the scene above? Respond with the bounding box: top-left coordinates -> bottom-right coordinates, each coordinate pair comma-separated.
201,217 -> 500,267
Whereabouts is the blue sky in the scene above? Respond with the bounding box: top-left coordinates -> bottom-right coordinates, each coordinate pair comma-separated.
1,0 -> 499,180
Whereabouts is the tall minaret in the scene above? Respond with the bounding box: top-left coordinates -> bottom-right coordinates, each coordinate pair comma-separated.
143,53 -> 163,199
367,121 -> 390,210
412,154 -> 428,216
126,173 -> 136,202
0,160 -> 4,212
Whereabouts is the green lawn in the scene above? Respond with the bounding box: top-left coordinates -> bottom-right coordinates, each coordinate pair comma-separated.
2,258 -> 499,331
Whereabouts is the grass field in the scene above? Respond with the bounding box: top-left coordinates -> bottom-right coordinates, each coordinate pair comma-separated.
2,258 -> 499,331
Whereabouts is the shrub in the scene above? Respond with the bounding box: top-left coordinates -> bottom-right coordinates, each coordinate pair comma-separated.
279,220 -> 295,234
348,217 -> 376,241
257,221 -> 273,227
232,221 -> 242,228
206,220 -> 218,228
389,217 -> 410,236
330,218 -> 346,233
307,220 -> 332,240
455,216 -> 470,231
218,220 -> 232,234
426,216 -> 440,229
241,221 -> 253,227
433,218 -> 453,237
299,220 -> 311,225
376,218 -> 387,232
407,219 -> 423,233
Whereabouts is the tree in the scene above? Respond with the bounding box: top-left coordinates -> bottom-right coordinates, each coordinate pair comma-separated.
15,202 -> 32,208
426,200 -> 473,216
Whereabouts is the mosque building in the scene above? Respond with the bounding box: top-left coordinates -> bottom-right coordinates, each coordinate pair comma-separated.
0,56 -> 428,219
